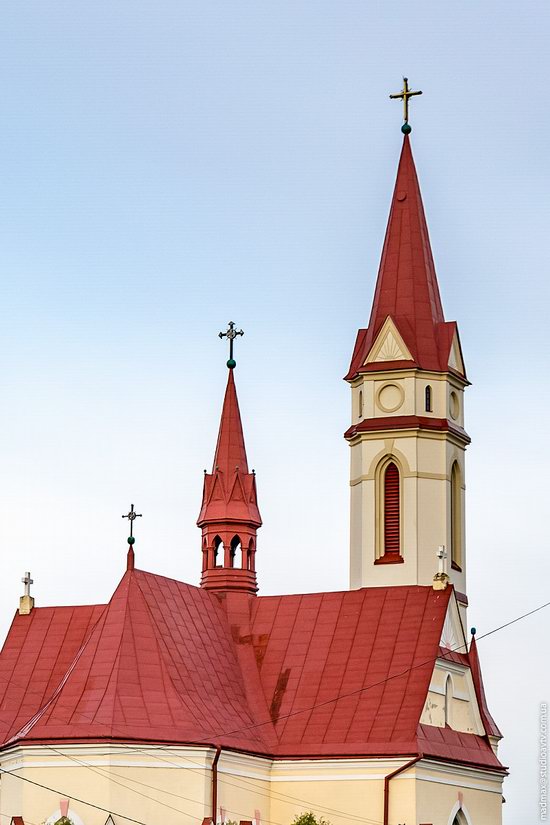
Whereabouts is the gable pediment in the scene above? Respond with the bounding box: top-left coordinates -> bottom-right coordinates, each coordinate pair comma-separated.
365,317 -> 413,364
421,596 -> 485,736
448,330 -> 465,375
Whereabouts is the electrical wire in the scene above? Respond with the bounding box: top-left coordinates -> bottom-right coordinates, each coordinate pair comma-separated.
0,768 -> 148,825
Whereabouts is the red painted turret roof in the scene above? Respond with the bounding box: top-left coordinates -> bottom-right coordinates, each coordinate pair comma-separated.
198,369 -> 261,527
212,369 -> 249,475
0,573 -> 503,771
345,136 -> 465,379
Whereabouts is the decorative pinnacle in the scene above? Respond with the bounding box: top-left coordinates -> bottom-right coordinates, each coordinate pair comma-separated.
219,321 -> 244,369
389,77 -> 422,132
471,627 -> 477,636
122,503 -> 142,544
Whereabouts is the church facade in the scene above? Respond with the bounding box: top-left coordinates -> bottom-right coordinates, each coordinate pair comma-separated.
0,132 -> 506,825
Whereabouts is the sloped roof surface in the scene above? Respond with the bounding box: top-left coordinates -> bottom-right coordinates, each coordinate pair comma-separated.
468,635 -> 502,739
0,571 -> 503,771
211,369 -> 249,475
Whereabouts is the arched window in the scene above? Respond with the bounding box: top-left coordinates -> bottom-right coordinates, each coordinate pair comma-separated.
384,462 -> 400,556
452,812 -> 468,825
451,462 -> 462,570
230,535 -> 241,568
445,674 -> 453,727
425,385 -> 432,412
358,389 -> 363,419
213,536 -> 223,567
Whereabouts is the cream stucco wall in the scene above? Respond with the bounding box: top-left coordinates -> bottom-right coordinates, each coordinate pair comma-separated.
0,745 -> 504,825
348,367 -> 468,599
421,658 -> 485,736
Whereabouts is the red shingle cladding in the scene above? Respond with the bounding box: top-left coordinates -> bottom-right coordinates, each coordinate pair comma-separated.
0,571 -> 503,772
345,136 -> 466,380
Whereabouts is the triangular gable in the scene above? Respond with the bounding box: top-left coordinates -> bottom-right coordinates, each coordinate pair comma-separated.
448,329 -> 465,375
365,316 -> 414,364
229,473 -> 246,503
421,594 -> 486,736
209,473 -> 225,502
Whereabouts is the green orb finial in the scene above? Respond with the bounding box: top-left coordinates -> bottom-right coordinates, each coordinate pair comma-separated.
470,626 -> 477,636
401,122 -> 412,135
227,358 -> 236,369
127,536 -> 135,545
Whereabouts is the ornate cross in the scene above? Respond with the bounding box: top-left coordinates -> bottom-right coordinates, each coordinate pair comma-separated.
21,571 -> 33,597
122,504 -> 142,544
219,321 -> 244,369
390,77 -> 422,129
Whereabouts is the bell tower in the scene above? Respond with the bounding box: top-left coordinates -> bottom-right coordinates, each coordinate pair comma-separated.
197,327 -> 261,595
345,132 -> 469,609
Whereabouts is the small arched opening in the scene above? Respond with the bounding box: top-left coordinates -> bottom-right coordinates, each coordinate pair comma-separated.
444,674 -> 453,727
213,535 -> 223,567
358,389 -> 363,419
246,539 -> 255,571
230,535 -> 241,568
425,384 -> 433,412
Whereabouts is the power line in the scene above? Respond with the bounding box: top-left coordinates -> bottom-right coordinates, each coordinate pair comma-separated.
0,768 -> 148,825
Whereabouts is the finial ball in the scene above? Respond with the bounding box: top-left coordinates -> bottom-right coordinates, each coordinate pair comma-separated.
227,358 -> 236,369
401,123 -> 412,135
470,626 -> 477,636
127,536 -> 135,545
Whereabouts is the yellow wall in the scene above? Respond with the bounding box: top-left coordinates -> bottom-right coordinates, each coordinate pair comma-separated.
0,746 -> 504,825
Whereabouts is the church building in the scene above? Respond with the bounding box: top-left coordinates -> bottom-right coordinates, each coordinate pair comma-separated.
0,113 -> 506,825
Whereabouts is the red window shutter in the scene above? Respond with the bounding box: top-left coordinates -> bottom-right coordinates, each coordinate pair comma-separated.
384,462 -> 400,555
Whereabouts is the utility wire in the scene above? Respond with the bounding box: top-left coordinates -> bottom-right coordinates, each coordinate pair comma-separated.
0,768 -> 148,825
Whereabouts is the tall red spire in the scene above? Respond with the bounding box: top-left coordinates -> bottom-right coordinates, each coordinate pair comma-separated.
198,367 -> 261,595
346,135 -> 464,379
211,369 -> 249,476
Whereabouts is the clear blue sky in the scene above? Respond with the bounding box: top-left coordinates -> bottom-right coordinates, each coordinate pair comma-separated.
0,2 -> 548,822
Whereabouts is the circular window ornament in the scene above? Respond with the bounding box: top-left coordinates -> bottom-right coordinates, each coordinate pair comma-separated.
377,383 -> 404,413
449,391 -> 460,420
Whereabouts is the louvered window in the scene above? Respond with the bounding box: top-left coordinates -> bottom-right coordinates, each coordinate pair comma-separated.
384,462 -> 400,555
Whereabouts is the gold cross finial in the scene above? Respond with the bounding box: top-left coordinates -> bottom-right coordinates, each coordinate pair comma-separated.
390,77 -> 422,133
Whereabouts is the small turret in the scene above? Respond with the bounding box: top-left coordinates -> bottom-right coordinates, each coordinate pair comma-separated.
197,328 -> 261,595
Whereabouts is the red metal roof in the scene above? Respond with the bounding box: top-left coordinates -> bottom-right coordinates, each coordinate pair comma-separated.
345,136 -> 465,380
0,572 -> 503,771
212,368 -> 249,475
468,634 -> 502,739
